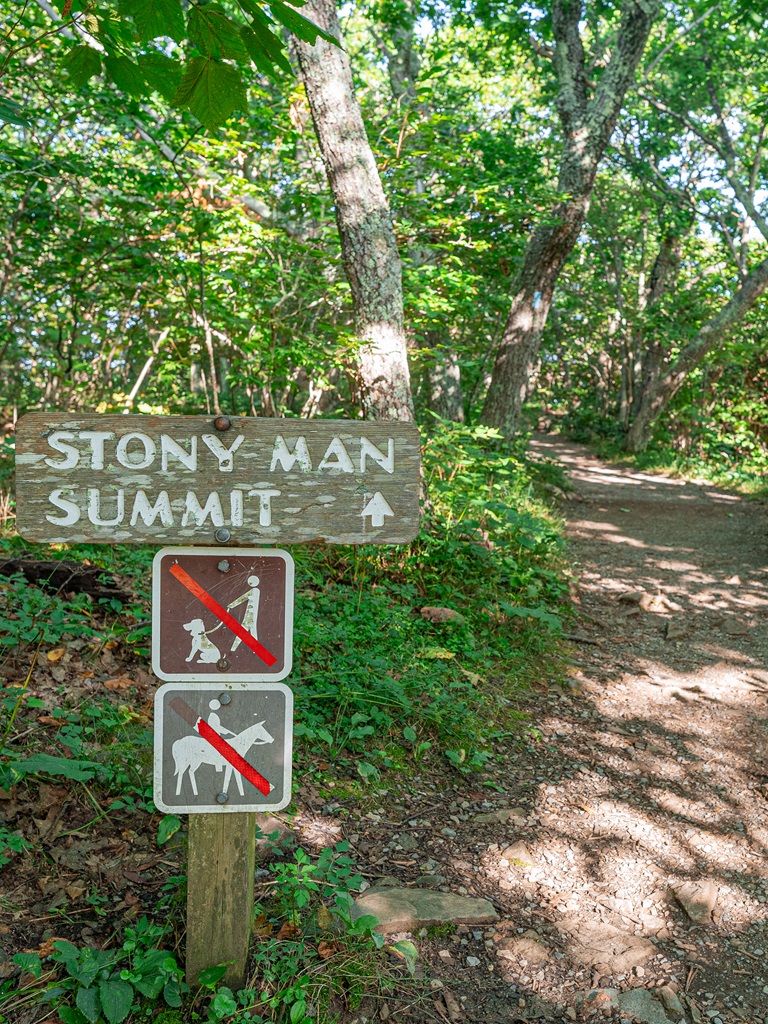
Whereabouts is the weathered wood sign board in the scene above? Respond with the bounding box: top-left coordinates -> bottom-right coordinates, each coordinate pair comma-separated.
15,414 -> 421,545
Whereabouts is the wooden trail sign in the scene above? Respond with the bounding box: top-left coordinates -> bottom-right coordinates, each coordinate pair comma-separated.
15,413 -> 421,545
14,411 -> 422,990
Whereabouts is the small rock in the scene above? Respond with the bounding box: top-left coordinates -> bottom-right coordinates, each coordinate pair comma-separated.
657,986 -> 685,1020
721,618 -> 749,636
616,591 -> 645,604
466,956 -> 481,966
671,880 -> 718,925
420,606 -> 465,625
474,807 -> 527,825
501,841 -> 535,867
665,619 -> 689,641
429,979 -> 444,990
618,989 -> 670,1024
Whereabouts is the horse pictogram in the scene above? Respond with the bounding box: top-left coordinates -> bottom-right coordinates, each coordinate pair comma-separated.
172,717 -> 274,797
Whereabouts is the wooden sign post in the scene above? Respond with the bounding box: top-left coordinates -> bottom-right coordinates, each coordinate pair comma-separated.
15,413 -> 421,989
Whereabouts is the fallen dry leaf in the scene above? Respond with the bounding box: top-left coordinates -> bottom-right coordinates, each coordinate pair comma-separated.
46,649 -> 65,663
317,941 -> 339,960
65,886 -> 85,901
276,922 -> 300,941
442,990 -> 465,1023
316,905 -> 334,931
34,937 -> 67,958
37,716 -> 57,726
103,676 -> 133,691
104,640 -> 119,650
253,913 -> 273,938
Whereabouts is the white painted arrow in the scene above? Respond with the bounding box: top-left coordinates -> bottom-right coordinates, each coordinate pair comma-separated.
361,491 -> 394,528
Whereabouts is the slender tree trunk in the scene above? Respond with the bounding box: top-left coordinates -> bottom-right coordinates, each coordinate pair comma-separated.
425,332 -> 464,422
293,0 -> 414,421
480,0 -> 661,436
624,254 -> 768,451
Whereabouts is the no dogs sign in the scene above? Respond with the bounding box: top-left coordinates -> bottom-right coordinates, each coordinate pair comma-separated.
152,547 -> 294,682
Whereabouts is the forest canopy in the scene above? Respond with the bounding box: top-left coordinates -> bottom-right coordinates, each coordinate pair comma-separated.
2,0 -> 768,475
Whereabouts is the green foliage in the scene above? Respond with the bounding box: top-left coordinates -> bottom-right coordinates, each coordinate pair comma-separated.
8,0 -> 340,130
0,826 -> 29,868
10,921 -> 187,1024
287,423 -> 566,775
240,839 -> 411,1024
0,572 -> 95,646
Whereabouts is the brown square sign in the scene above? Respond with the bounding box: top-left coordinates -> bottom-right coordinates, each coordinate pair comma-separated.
152,547 -> 294,681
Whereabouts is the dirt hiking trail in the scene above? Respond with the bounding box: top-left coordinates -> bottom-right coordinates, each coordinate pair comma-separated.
346,436 -> 768,1024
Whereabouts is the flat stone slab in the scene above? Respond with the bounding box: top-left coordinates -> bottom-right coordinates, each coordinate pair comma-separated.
556,918 -> 655,973
353,888 -> 498,934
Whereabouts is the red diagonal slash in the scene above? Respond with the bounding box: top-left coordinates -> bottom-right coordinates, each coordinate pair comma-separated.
169,562 -> 277,666
170,697 -> 271,796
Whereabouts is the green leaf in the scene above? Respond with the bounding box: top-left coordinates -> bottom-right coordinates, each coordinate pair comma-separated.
163,978 -> 182,1007
104,56 -> 148,98
59,1008 -> 88,1024
388,939 -> 418,975
240,23 -> 291,76
13,952 -> 42,977
62,45 -> 102,88
403,725 -> 416,743
188,3 -> 248,60
120,0 -> 185,42
137,51 -> 183,101
211,988 -> 237,1016
197,963 -> 228,988
99,978 -> 134,1024
10,753 -> 98,781
356,760 -> 378,781
172,57 -> 248,128
289,999 -> 307,1023
75,986 -> 101,1024
51,940 -> 81,976
157,814 -> 181,845
0,98 -> 29,126
269,0 -> 337,46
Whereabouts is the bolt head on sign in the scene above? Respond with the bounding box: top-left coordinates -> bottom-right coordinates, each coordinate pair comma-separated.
154,682 -> 293,814
152,547 -> 293,682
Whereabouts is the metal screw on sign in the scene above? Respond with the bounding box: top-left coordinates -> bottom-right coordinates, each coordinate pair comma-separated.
213,416 -> 231,431
217,658 -> 230,672
214,528 -> 231,544
218,560 -> 230,573
219,693 -> 232,705
216,792 -> 229,804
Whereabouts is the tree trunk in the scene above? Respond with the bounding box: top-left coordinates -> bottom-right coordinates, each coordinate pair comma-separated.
425,332 -> 464,422
293,0 -> 414,421
624,254 -> 768,451
480,0 -> 661,436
